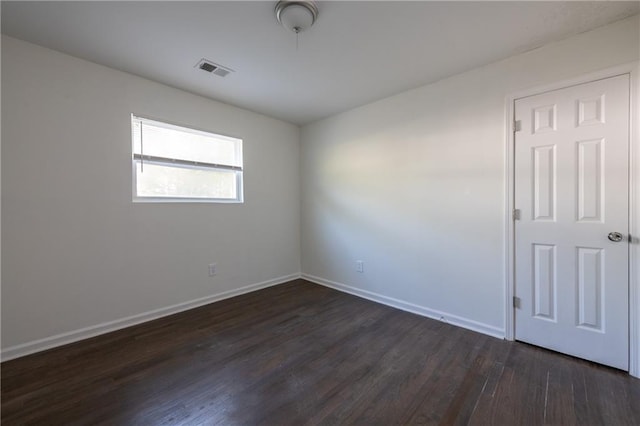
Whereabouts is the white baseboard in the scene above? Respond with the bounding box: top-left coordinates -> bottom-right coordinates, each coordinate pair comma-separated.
302,273 -> 505,339
1,273 -> 301,362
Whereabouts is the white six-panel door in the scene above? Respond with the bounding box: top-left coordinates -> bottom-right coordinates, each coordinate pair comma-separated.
514,74 -> 630,370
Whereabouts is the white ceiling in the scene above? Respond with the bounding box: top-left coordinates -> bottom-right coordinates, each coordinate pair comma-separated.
2,1 -> 638,125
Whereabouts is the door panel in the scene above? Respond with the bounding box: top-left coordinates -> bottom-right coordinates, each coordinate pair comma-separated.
532,243 -> 556,321
576,246 -> 603,331
515,74 -> 629,370
533,145 -> 556,221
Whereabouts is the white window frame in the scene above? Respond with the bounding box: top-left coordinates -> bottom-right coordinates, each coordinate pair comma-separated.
131,114 -> 244,203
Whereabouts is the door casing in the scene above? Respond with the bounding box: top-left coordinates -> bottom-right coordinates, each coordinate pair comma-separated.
504,62 -> 640,377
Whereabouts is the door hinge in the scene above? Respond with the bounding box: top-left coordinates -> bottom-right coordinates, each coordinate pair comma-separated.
513,296 -> 521,309
513,208 -> 521,220
514,120 -> 522,132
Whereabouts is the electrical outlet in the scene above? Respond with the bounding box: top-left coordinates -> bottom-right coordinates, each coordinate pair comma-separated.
208,263 -> 217,277
356,260 -> 364,273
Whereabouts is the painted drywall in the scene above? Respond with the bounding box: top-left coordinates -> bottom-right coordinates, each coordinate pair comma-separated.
300,16 -> 640,335
0,30 -> 3,354
1,36 -> 300,353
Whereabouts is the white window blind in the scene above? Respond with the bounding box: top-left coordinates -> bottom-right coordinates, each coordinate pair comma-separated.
131,115 -> 243,202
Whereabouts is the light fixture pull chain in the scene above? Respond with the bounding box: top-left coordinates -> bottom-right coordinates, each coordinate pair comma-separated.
296,31 -> 299,50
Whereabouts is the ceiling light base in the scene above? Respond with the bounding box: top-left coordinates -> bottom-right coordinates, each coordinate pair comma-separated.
275,1 -> 319,34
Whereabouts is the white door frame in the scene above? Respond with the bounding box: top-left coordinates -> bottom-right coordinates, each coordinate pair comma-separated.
504,62 -> 640,378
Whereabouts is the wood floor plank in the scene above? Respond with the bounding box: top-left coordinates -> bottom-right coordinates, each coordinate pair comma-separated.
2,279 -> 639,425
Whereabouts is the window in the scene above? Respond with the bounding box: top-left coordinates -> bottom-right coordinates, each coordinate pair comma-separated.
131,115 -> 243,202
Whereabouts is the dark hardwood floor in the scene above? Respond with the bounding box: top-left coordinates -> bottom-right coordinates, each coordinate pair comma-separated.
2,279 -> 639,425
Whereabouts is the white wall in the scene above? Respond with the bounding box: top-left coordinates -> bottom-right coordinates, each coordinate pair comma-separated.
0,24 -> 3,356
3,15 -> 640,367
300,16 -> 640,337
1,36 -> 301,356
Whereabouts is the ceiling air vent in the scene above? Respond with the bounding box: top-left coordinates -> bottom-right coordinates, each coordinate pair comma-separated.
195,58 -> 234,78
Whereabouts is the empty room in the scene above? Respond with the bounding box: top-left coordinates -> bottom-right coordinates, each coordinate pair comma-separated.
2,1 -> 640,424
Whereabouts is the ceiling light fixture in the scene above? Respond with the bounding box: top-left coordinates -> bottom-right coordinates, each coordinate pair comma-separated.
275,1 -> 319,36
